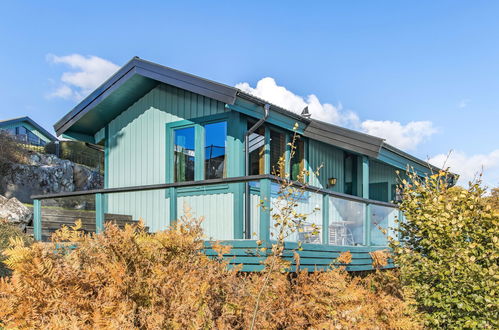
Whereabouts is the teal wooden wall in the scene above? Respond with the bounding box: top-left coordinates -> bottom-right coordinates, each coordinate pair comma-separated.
106,83 -> 229,233
369,160 -> 400,202
308,139 -> 345,192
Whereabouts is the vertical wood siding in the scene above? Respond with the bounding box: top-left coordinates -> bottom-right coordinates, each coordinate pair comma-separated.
308,139 -> 345,192
369,160 -> 400,202
106,84 -> 227,232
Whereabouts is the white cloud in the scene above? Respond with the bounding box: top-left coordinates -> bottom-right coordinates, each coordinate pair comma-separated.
361,120 -> 436,151
236,77 -> 436,150
236,77 -> 360,127
429,150 -> 499,188
46,54 -> 119,101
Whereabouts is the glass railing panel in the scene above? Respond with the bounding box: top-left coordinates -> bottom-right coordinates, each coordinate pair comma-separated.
370,205 -> 398,246
248,182 -> 261,239
105,189 -> 169,233
328,197 -> 365,246
38,195 -> 96,241
177,185 -> 234,240
270,183 -> 323,243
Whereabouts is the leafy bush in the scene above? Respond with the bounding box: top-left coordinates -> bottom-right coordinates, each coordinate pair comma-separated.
391,171 -> 499,328
0,208 -> 420,329
0,220 -> 32,277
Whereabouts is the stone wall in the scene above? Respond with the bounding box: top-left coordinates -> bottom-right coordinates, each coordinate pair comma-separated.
0,152 -> 103,204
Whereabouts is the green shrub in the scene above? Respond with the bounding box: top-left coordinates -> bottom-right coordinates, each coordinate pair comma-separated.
391,171 -> 499,328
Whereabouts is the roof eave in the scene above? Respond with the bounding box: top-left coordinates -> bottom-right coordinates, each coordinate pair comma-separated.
54,57 -> 239,136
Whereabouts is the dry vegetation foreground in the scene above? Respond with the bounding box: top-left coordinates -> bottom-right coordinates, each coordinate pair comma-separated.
0,213 -> 420,329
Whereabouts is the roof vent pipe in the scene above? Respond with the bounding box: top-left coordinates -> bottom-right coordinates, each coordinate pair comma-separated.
244,103 -> 270,239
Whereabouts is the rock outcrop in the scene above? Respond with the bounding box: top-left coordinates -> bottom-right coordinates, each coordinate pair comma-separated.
0,195 -> 32,230
0,152 -> 103,204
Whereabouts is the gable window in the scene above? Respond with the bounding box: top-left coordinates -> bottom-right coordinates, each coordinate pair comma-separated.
174,127 -> 195,182
204,121 -> 227,179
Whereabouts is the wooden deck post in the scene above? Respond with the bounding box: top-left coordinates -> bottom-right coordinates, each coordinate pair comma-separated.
362,156 -> 371,246
95,193 -> 104,233
322,194 -> 329,244
169,187 -> 177,224
33,199 -> 41,241
259,178 -> 271,242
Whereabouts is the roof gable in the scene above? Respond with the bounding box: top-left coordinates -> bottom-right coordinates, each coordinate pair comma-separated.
0,116 -> 57,141
54,57 -> 238,136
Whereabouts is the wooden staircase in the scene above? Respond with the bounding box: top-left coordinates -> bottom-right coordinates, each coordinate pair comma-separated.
26,207 -> 144,241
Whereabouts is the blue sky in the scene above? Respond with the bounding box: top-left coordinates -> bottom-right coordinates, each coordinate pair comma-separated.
0,1 -> 498,187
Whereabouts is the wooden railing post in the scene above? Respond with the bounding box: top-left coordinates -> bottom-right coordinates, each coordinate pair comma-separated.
95,193 -> 104,233
259,178 -> 271,242
362,156 -> 370,246
169,187 -> 177,225
33,199 -> 41,241
322,194 -> 329,244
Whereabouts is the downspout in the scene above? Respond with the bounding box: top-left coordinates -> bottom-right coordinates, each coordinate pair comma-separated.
244,103 -> 270,239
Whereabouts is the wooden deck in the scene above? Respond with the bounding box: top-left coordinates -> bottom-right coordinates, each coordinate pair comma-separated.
204,240 -> 394,272
26,207 -> 142,241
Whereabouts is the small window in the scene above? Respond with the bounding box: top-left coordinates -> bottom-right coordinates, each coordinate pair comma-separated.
174,127 -> 195,182
269,129 -> 285,176
290,135 -> 304,181
248,122 -> 265,175
205,121 -> 227,179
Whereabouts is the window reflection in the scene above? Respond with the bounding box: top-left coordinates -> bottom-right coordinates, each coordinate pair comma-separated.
174,127 -> 195,182
248,121 -> 265,175
269,129 -> 285,176
205,121 -> 227,179
290,135 -> 304,181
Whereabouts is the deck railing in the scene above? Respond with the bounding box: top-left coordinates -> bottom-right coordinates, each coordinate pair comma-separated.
31,174 -> 401,247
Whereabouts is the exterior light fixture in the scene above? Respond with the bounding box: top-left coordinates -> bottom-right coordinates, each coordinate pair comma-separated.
328,178 -> 337,186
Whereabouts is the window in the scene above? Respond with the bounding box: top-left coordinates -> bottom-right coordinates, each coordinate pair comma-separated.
174,127 -> 195,182
170,119 -> 228,182
248,122 -> 265,175
290,135 -> 304,181
27,131 -> 40,145
269,129 -> 285,176
204,121 -> 227,179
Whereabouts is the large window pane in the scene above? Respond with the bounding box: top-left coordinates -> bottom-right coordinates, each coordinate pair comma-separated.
248,122 -> 265,175
174,127 -> 195,182
205,121 -> 227,179
290,135 -> 304,181
269,129 -> 285,176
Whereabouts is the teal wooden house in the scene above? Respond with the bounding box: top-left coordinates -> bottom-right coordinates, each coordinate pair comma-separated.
32,57 -> 439,271
0,116 -> 57,146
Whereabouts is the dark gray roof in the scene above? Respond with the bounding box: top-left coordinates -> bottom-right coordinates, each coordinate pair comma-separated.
304,119 -> 384,158
53,56 -> 434,171
54,57 -> 238,136
0,116 -> 57,141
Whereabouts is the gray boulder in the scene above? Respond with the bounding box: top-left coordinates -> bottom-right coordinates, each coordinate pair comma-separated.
0,195 -> 32,229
